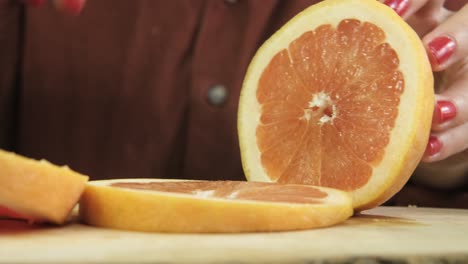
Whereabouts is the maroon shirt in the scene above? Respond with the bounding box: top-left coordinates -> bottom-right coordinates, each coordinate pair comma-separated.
1,0 -> 322,180
0,0 -> 467,208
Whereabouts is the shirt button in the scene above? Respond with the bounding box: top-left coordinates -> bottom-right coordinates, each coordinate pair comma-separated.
207,84 -> 228,106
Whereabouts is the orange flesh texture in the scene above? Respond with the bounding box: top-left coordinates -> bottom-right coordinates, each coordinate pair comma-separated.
257,19 -> 404,191
111,181 -> 327,204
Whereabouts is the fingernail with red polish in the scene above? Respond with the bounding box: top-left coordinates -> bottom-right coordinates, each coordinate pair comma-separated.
383,0 -> 410,16
427,36 -> 456,66
62,0 -> 85,15
433,100 -> 457,124
425,136 -> 443,157
27,0 -> 45,7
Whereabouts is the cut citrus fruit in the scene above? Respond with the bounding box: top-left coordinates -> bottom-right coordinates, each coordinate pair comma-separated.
79,179 -> 352,233
0,149 -> 88,224
238,0 -> 434,210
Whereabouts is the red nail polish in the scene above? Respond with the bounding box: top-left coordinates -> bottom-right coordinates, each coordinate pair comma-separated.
425,136 -> 443,157
427,36 -> 456,66
62,0 -> 85,15
383,0 -> 410,16
26,0 -> 45,7
433,100 -> 457,124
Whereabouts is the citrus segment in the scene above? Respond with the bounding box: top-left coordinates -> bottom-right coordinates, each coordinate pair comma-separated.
79,179 -> 353,233
257,18 -> 404,191
238,0 -> 434,210
0,149 -> 89,224
111,181 -> 327,203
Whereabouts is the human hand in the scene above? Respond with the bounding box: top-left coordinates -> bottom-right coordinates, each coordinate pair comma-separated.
383,0 -> 468,189
23,0 -> 86,15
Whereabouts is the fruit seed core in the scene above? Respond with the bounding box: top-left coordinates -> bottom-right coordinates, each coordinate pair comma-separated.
303,92 -> 336,124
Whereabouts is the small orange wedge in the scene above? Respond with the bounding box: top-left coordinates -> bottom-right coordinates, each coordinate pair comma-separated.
0,149 -> 88,224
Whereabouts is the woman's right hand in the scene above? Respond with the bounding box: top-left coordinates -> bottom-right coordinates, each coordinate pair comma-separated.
24,0 -> 86,15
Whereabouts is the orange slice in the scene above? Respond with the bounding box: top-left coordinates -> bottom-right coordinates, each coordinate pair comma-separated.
238,0 -> 434,210
79,179 -> 352,233
0,149 -> 88,224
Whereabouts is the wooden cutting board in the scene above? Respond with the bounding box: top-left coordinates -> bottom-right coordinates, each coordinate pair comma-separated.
1,206 -> 468,263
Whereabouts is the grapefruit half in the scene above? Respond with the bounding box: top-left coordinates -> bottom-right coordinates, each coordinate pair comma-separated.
238,0 -> 434,210
0,149 -> 88,224
79,179 -> 352,233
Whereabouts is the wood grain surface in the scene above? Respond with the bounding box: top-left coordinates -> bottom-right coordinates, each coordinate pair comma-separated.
1,206 -> 468,263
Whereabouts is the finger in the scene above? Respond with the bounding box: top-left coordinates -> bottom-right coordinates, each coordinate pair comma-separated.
422,122 -> 468,162
423,4 -> 468,71
381,0 -> 444,19
53,0 -> 86,15
432,70 -> 468,131
381,0 -> 412,17
382,0 -> 449,37
407,0 -> 445,19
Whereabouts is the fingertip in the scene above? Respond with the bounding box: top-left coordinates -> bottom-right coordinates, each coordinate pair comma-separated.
424,35 -> 457,71
426,135 -> 443,155
383,0 -> 410,17
432,99 -> 457,128
421,135 -> 444,162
